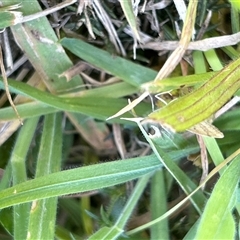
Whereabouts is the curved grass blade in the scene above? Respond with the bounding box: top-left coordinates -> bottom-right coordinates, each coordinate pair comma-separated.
194,154 -> 240,239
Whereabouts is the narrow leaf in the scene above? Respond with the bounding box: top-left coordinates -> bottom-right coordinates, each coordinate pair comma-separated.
195,155 -> 240,239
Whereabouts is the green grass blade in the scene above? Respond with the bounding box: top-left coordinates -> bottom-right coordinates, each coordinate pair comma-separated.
60,37 -> 157,87
203,136 -> 225,174
150,170 -> 169,240
0,155 -> 160,210
27,113 -> 62,240
194,154 -> 240,239
0,163 -> 12,191
0,78 -> 150,123
142,71 -> 215,93
229,0 -> 240,11
204,48 -> 223,71
193,50 -> 207,74
119,0 -> 141,42
10,117 -> 39,240
114,173 -> 152,229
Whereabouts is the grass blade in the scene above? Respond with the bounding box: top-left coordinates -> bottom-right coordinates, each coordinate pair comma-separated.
0,155 -> 160,210
27,113 -> 62,240
10,117 -> 39,240
60,37 -> 157,87
194,154 -> 240,239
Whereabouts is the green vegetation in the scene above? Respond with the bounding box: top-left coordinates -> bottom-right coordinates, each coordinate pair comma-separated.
0,0 -> 240,239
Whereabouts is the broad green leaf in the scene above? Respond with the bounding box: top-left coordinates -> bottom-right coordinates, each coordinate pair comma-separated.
148,58 -> 240,133
194,154 -> 240,239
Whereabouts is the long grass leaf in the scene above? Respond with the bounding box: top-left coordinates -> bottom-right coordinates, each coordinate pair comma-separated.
10,117 -> 39,240
27,113 -> 62,240
60,38 -> 157,87
194,154 -> 240,239
0,155 -> 160,210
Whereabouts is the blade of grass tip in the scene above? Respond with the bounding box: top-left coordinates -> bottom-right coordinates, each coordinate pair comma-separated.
27,113 -> 62,240
204,47 -> 223,71
194,154 -> 240,239
150,170 -> 169,240
10,117 -> 39,240
89,173 -> 152,239
119,0 -> 141,42
0,44 -> 22,124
